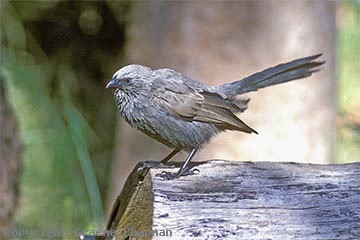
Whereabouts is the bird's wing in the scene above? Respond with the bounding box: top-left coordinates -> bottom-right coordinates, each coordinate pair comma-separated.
152,86 -> 257,134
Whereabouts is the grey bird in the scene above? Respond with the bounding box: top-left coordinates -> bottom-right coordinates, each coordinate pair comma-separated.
106,54 -> 324,179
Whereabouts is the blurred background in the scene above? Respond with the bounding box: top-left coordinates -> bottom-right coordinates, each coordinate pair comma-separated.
0,0 -> 359,239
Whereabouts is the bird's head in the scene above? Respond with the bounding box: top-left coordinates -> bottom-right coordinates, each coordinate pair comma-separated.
106,64 -> 152,93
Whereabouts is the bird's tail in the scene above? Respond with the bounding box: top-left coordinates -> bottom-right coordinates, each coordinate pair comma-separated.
214,54 -> 325,97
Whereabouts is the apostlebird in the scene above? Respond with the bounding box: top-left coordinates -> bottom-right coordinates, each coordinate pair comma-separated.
106,54 -> 324,179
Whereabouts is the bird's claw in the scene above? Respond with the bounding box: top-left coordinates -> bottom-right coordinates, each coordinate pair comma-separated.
155,171 -> 176,180
187,168 -> 200,175
156,168 -> 200,180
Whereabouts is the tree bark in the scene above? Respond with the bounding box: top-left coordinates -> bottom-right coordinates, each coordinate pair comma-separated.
108,0 -> 336,206
102,160 -> 360,240
0,80 -> 21,239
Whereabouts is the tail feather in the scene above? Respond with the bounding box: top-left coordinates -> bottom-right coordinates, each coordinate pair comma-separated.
215,54 -> 325,97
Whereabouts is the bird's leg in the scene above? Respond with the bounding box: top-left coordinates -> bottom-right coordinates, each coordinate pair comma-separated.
175,148 -> 198,177
160,148 -> 181,164
156,148 -> 199,179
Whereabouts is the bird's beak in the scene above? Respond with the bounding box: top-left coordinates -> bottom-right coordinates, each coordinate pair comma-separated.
106,79 -> 118,89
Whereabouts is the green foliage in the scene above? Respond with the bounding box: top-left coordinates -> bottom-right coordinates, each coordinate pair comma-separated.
1,0 -> 129,236
338,0 -> 360,109
337,0 -> 360,163
2,50 -> 98,234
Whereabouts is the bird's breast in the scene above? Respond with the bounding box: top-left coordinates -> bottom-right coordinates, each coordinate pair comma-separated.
114,90 -> 136,122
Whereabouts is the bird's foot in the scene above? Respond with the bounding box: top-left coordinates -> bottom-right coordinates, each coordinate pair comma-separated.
156,168 -> 200,180
136,161 -> 175,183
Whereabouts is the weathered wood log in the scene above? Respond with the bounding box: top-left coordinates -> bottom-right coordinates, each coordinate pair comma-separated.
84,160 -> 360,240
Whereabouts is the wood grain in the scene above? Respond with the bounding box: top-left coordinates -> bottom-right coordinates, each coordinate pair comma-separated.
104,160 -> 360,240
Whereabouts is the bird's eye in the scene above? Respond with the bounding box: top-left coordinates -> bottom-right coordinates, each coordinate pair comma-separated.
122,78 -> 131,83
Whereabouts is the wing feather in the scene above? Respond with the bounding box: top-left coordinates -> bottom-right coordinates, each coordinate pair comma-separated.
153,87 -> 257,134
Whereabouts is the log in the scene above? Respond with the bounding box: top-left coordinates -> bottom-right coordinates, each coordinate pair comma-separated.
83,160 -> 360,240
